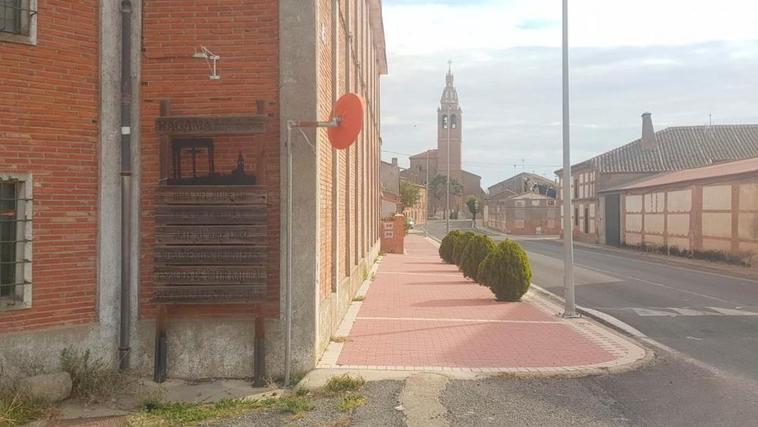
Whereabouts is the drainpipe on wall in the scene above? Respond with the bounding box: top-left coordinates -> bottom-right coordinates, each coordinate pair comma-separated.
118,0 -> 133,371
331,0 -> 340,293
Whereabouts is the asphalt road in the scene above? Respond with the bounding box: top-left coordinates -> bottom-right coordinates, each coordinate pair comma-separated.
422,219 -> 758,425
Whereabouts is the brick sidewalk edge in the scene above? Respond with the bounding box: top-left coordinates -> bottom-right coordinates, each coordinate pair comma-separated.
315,237 -> 653,379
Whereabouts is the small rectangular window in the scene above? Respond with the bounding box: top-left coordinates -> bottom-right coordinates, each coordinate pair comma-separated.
0,0 -> 37,44
0,174 -> 32,310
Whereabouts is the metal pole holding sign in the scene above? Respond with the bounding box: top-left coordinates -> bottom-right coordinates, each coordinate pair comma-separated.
283,94 -> 363,387
284,118 -> 339,387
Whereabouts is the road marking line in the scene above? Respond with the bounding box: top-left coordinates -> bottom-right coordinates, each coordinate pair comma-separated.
532,282 -> 758,391
630,307 -> 679,317
576,263 -> 740,305
532,240 -> 758,285
668,307 -> 713,316
707,306 -> 758,316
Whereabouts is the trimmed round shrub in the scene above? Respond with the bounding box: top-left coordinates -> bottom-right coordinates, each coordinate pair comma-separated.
451,232 -> 476,267
439,231 -> 462,264
477,240 -> 532,302
459,235 -> 496,282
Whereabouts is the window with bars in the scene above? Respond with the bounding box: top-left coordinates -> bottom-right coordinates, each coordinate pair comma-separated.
0,0 -> 37,44
0,175 -> 32,310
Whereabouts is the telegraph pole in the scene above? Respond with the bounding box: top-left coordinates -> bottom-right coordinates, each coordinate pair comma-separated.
561,0 -> 577,317
426,149 -> 430,222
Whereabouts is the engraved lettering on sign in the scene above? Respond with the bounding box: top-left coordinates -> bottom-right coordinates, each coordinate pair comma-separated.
153,186 -> 270,305
155,247 -> 266,264
170,230 -> 251,242
156,270 -> 267,283
159,190 -> 265,204
154,286 -> 267,303
155,116 -> 266,135
158,208 -> 262,219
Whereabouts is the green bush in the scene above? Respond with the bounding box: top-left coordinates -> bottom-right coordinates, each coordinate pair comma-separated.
451,232 -> 476,266
477,240 -> 532,302
459,235 -> 495,282
438,231 -> 462,264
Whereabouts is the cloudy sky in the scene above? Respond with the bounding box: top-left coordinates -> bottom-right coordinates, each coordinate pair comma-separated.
378,0 -> 758,187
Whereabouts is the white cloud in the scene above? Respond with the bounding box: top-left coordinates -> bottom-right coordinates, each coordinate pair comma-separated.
379,0 -> 758,187
384,0 -> 758,54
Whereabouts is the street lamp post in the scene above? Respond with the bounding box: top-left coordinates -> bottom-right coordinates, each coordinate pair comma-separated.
426,149 -> 430,220
445,104 -> 451,234
561,0 -> 577,317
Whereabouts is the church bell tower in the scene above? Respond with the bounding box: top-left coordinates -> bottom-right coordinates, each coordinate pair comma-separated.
437,63 -> 462,181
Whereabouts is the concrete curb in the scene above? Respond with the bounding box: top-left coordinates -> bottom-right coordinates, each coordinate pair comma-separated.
524,288 -> 653,376
530,284 -> 647,339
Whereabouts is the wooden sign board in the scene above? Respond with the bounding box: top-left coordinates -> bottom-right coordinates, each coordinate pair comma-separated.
153,186 -> 269,304
155,116 -> 266,136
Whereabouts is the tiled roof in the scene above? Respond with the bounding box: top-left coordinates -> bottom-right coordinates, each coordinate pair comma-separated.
593,125 -> 758,174
601,157 -> 758,192
409,149 -> 438,159
489,173 -> 554,193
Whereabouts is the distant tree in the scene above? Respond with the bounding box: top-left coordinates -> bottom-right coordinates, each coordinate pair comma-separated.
429,175 -> 463,218
466,196 -> 480,222
399,180 -> 421,213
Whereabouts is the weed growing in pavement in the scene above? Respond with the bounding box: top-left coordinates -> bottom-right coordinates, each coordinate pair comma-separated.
337,394 -> 367,412
131,391 -> 315,425
352,295 -> 366,302
60,347 -> 130,402
323,374 -> 365,396
275,395 -> 315,415
0,391 -> 51,427
131,398 -> 277,425
331,336 -> 352,343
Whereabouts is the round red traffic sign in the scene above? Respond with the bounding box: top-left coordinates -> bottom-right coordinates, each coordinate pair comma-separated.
328,93 -> 364,150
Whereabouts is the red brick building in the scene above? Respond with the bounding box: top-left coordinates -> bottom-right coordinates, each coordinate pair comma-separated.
1,0 -> 386,383
1,1 -> 100,336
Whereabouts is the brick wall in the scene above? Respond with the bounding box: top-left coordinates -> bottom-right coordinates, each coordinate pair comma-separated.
139,0 -> 280,318
0,1 -> 99,333
316,0 -> 383,297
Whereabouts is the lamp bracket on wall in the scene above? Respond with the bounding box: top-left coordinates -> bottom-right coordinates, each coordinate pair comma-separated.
193,46 -> 221,80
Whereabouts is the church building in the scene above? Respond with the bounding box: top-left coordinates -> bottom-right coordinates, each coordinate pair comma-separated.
402,68 -> 484,218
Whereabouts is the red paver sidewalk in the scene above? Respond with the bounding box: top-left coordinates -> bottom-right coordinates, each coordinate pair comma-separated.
332,235 -> 641,371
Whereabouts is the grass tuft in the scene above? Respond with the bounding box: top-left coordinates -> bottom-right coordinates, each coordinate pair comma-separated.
275,395 -> 315,415
60,347 -> 128,402
337,394 -> 367,412
352,295 -> 366,302
0,391 -> 51,427
131,398 -> 278,426
331,336 -> 351,343
131,393 -> 315,425
323,374 -> 365,396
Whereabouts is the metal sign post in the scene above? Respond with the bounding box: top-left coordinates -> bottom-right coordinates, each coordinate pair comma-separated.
283,92 -> 364,388
284,118 -> 339,388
